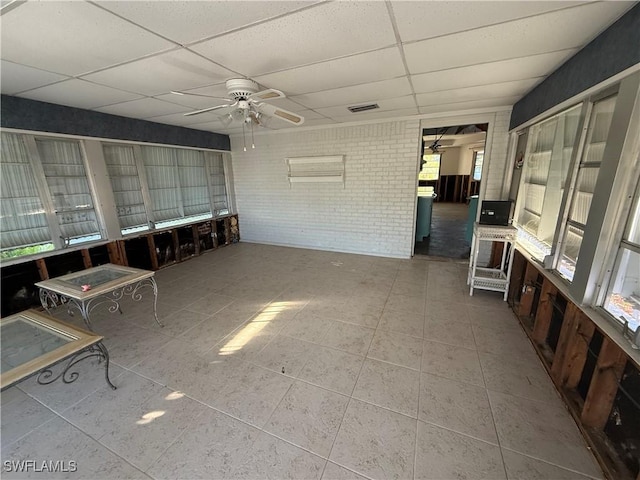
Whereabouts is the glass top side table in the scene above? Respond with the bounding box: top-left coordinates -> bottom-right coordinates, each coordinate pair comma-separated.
35,264 -> 162,331
1,309 -> 115,391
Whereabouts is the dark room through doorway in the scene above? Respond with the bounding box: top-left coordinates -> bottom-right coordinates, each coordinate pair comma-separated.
414,123 -> 488,258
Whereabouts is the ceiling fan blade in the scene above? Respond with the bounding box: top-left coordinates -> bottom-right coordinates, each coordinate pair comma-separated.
257,103 -> 304,125
183,102 -> 237,117
170,90 -> 231,102
248,88 -> 285,101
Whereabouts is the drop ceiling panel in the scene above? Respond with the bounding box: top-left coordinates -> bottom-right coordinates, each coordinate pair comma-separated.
142,112 -> 210,127
0,61 -> 70,95
82,49 -> 236,97
418,96 -> 522,115
188,120 -> 241,133
416,79 -> 541,107
411,50 -> 576,94
403,1 -> 634,75
95,1 -> 318,45
95,98 -> 192,119
315,96 -> 417,118
291,78 -> 413,109
0,1 -> 633,132
190,2 -> 397,76
0,1 -> 175,76
254,47 -> 406,95
294,109 -> 327,121
153,93 -> 219,110
298,117 -> 338,127
391,1 -> 586,43
330,107 -> 419,123
155,84 -> 231,109
17,79 -> 142,110
261,97 -> 308,112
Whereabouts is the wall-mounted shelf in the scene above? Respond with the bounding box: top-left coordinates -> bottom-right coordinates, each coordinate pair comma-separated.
286,155 -> 344,185
288,175 -> 343,183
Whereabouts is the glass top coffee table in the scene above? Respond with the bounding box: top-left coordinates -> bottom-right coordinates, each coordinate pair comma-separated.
1,309 -> 115,391
36,264 -> 162,331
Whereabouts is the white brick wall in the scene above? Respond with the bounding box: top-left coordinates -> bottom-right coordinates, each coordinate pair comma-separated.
230,112 -> 510,258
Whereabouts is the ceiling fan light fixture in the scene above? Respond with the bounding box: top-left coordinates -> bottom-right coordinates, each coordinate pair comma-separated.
230,108 -> 246,122
175,78 -> 304,127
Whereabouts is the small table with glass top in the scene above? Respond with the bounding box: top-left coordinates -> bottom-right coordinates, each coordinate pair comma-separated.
36,264 -> 163,332
1,309 -> 115,391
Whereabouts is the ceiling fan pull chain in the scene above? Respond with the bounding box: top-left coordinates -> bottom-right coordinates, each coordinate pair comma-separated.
251,119 -> 255,149
242,122 -> 247,152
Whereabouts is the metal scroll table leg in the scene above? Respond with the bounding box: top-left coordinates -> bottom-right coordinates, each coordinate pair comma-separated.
150,277 -> 164,328
77,300 -> 94,331
96,342 -> 117,390
39,288 -> 55,316
36,342 -> 117,390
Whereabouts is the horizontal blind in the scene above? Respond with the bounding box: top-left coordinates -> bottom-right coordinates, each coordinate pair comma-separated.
35,138 -> 100,243
103,144 -> 149,231
141,146 -> 181,223
208,152 -> 229,215
0,132 -> 51,249
176,149 -> 211,218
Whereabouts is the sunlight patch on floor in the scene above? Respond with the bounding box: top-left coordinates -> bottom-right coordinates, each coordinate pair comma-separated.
218,301 -> 298,355
136,410 -> 165,425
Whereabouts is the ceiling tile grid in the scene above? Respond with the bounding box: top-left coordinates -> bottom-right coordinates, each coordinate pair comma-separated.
0,1 -> 176,76
0,60 -> 71,95
0,1 -> 634,135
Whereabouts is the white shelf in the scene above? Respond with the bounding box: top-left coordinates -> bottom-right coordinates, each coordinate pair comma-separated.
287,155 -> 345,185
288,175 -> 343,183
468,223 -> 517,301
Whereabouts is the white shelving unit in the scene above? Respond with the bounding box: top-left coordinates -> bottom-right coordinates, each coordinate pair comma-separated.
467,223 -> 518,300
286,155 -> 344,184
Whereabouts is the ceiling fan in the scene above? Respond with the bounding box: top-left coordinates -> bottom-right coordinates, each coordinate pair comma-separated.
428,128 -> 446,153
171,78 -> 304,128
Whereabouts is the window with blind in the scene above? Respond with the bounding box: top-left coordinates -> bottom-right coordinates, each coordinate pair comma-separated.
102,144 -> 229,234
472,151 -> 484,181
208,152 -> 229,216
35,138 -> 101,246
557,95 -> 617,281
418,154 -> 441,181
103,144 -> 150,235
176,149 -> 211,219
515,104 -> 581,260
140,146 -> 214,229
1,132 -> 231,260
0,133 -> 54,259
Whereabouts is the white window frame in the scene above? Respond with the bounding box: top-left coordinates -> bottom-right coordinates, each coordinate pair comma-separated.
510,70 -> 640,316
0,128 -> 233,263
1,133 -> 105,255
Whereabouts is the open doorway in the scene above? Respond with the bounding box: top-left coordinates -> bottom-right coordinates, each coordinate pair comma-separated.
414,123 -> 488,258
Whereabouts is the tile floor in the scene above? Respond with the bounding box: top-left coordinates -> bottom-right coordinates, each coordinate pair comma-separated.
1,243 -> 603,479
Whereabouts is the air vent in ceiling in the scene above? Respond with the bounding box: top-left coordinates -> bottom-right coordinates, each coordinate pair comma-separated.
347,103 -> 379,113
